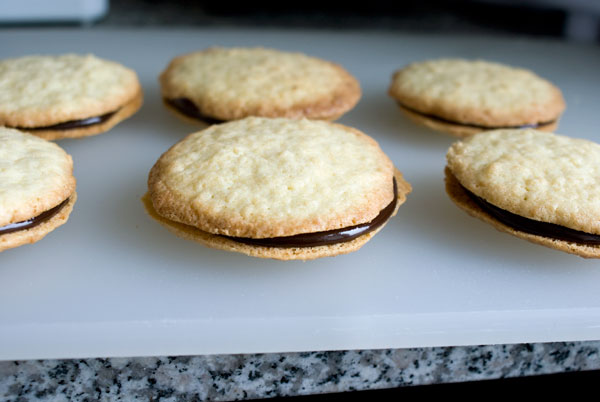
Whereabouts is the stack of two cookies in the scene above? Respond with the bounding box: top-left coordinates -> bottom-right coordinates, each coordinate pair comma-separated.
145,48 -> 411,260
390,58 -> 600,258
0,54 -> 143,252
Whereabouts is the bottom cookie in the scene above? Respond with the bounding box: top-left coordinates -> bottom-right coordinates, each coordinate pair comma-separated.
400,105 -> 558,138
22,91 -> 143,141
143,172 -> 411,261
0,192 -> 77,252
444,167 -> 600,258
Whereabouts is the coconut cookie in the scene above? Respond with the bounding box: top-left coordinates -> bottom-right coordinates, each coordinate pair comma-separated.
0,54 -> 142,140
445,129 -> 600,258
0,128 -> 77,252
389,59 -> 565,137
159,47 -> 361,124
144,117 -> 410,260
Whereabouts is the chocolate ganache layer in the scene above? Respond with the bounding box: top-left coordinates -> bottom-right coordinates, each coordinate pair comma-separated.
399,103 -> 555,130
227,179 -> 398,248
0,197 -> 71,235
165,98 -> 225,125
13,111 -> 118,131
465,187 -> 600,245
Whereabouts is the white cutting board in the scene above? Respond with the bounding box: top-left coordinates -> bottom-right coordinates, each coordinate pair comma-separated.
1,29 -> 600,361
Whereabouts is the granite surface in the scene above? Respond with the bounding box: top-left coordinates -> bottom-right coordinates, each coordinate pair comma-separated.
2,341 -> 600,401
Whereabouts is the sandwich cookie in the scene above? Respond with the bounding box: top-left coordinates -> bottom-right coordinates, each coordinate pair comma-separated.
144,117 -> 410,260
0,127 -> 76,252
445,129 -> 600,258
0,54 -> 142,140
389,59 -> 565,137
159,47 -> 361,124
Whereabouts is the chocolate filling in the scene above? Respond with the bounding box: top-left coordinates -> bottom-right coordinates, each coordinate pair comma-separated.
464,187 -> 600,245
13,111 -> 117,131
0,197 -> 70,235
165,98 -> 225,125
398,103 -> 555,130
227,179 -> 398,248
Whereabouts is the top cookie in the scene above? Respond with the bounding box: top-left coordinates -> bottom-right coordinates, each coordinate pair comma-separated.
447,129 -> 600,235
0,127 -> 77,252
148,117 -> 395,239
159,47 -> 361,122
0,128 -> 75,227
0,54 -> 142,140
389,59 -> 565,136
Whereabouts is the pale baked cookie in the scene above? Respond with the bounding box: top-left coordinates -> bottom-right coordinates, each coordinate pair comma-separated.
159,47 -> 361,123
0,54 -> 142,140
144,117 -> 410,260
389,59 -> 565,137
0,128 -> 77,252
445,129 -> 600,258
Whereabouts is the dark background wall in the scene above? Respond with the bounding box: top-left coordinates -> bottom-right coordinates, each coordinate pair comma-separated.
3,0 -> 600,43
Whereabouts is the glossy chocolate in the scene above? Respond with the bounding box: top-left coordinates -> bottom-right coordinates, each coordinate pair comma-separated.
0,198 -> 70,235
228,179 -> 398,248
398,103 -> 554,130
465,188 -> 600,245
165,98 -> 224,125
15,111 -> 117,131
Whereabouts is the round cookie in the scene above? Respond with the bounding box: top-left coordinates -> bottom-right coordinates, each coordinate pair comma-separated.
144,117 -> 411,260
159,47 -> 361,123
0,54 -> 143,140
389,59 -> 565,137
0,127 -> 77,252
445,129 -> 600,258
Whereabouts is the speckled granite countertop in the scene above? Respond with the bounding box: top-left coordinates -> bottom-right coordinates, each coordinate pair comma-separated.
2,342 -> 600,400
